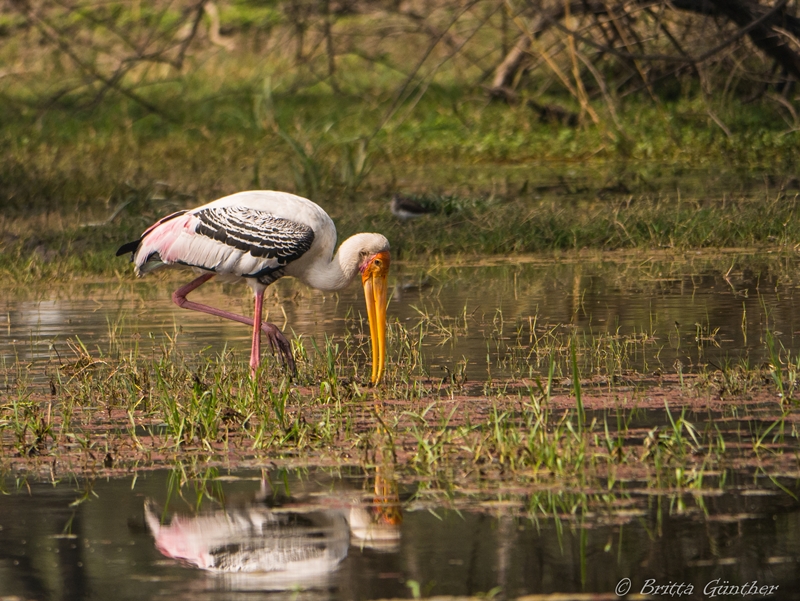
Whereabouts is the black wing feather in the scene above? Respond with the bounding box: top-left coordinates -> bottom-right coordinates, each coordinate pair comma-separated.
195,206 -> 315,265
116,239 -> 141,256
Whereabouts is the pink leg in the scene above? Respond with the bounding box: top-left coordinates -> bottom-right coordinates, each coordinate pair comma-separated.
171,274 -> 295,373
251,288 -> 264,375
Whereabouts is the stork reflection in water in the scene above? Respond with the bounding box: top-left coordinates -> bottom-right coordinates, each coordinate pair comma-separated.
144,471 -> 402,590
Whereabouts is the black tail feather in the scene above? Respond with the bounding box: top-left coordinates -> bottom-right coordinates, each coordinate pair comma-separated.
116,239 -> 141,257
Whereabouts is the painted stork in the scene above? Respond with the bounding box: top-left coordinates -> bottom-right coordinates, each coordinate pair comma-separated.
116,190 -> 390,381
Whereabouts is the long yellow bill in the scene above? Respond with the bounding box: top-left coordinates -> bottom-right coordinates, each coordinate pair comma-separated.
362,251 -> 390,383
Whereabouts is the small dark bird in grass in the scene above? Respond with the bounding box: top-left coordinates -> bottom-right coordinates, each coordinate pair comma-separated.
390,194 -> 433,220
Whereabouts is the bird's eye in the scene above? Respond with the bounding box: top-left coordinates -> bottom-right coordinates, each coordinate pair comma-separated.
374,259 -> 382,267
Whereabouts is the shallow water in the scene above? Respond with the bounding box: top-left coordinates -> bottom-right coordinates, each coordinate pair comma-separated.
2,468 -> 799,600
3,252 -> 800,380
4,252 -> 800,601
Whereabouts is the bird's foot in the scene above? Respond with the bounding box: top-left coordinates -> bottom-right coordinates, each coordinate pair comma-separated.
261,322 -> 296,374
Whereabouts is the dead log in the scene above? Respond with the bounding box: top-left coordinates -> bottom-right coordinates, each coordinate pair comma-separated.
706,0 -> 800,80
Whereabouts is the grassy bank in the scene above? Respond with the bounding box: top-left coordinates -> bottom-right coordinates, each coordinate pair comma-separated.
2,181 -> 800,284
4,84 -> 800,281
3,78 -> 800,212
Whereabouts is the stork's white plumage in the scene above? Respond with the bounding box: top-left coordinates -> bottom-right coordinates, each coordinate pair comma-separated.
117,190 -> 390,381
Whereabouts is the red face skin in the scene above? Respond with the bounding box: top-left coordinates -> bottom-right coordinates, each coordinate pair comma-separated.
361,251 -> 390,383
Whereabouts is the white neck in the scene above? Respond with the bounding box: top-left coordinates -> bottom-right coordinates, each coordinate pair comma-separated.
297,233 -> 387,292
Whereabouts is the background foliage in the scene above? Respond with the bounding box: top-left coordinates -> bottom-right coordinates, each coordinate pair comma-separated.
2,1 -> 800,269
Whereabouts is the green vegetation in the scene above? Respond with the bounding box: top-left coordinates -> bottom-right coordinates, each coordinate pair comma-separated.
2,301 -> 797,501
3,2 -> 800,280
4,11 -> 800,595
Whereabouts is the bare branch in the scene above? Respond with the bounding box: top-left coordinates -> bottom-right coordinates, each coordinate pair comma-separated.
10,0 -> 176,119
